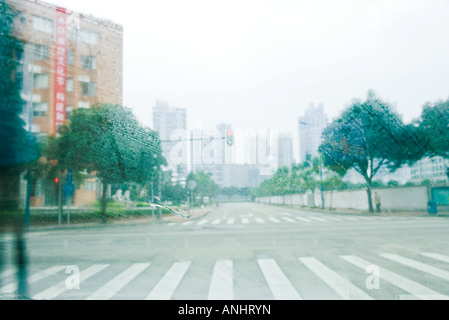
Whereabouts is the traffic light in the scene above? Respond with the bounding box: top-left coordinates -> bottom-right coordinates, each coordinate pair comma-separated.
54,177 -> 59,184
226,129 -> 234,146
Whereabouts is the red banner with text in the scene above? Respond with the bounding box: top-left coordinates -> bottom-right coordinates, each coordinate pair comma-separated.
53,7 -> 68,135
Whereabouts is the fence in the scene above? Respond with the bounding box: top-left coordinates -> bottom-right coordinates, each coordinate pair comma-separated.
256,185 -> 431,212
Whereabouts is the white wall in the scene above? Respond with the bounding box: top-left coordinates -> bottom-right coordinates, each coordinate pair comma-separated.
257,185 -> 429,212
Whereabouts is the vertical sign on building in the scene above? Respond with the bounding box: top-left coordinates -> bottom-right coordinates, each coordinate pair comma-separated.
53,7 -> 68,134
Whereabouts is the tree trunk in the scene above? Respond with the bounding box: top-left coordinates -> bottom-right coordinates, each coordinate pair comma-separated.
0,166 -> 22,214
366,179 -> 374,213
101,181 -> 108,224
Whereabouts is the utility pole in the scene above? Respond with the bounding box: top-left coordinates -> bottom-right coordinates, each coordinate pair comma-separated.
24,39 -> 35,229
157,168 -> 162,220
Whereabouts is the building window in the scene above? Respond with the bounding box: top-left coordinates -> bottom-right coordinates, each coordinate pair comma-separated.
79,29 -> 98,45
81,55 -> 97,70
80,81 -> 96,96
78,101 -> 90,109
66,105 -> 73,120
34,74 -> 49,89
67,50 -> 75,65
33,16 -> 54,34
34,44 -> 49,60
66,78 -> 74,92
33,102 -> 48,117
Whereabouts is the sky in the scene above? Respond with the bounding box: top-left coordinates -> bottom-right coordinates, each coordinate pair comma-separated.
45,0 -> 449,142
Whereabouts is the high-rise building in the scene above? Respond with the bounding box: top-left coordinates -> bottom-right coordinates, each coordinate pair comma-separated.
189,125 -> 273,188
7,0 -> 123,207
298,103 -> 328,162
152,100 -> 188,180
278,133 -> 293,168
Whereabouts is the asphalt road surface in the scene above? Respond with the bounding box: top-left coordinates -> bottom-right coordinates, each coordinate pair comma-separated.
1,202 -> 449,300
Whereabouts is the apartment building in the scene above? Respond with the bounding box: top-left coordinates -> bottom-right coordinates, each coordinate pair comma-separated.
7,0 -> 123,206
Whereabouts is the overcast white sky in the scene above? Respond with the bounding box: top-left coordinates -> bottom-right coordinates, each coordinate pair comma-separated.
49,0 -> 449,138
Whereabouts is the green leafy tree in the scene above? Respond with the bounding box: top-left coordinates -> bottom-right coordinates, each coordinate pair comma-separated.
0,0 -> 38,212
319,90 -> 409,213
186,170 -> 218,203
416,99 -> 449,179
50,103 -> 164,221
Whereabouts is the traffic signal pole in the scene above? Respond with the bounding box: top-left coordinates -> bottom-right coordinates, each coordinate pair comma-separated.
57,175 -> 63,226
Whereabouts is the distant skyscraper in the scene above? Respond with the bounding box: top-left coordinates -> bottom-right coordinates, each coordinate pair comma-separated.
298,103 -> 328,162
278,133 -> 293,168
152,100 -> 187,178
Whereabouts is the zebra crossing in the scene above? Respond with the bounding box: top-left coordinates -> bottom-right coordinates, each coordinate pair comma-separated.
1,250 -> 448,300
165,213 -> 432,228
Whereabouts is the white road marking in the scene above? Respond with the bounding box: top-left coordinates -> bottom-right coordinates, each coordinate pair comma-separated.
341,255 -> 449,300
208,260 -> 233,300
381,253 -> 449,282
307,216 -> 327,222
1,265 -> 66,294
257,258 -> 302,300
197,219 -> 209,225
420,253 -> 449,264
33,264 -> 109,300
85,263 -> 150,300
145,261 -> 191,300
299,257 -> 373,300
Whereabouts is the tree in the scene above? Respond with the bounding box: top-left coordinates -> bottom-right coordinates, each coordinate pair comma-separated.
416,99 -> 449,178
186,170 -> 218,203
0,0 -> 38,213
51,103 -> 164,221
319,90 -> 409,213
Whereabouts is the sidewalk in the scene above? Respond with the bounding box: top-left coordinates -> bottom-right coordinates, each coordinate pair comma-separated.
269,203 -> 447,217
24,205 -> 215,231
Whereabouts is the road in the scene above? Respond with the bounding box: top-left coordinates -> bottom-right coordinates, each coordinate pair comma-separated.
1,202 -> 449,300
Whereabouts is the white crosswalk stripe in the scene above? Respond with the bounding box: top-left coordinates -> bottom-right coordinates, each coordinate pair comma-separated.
1,265 -> 66,294
341,255 -> 449,300
145,261 -> 191,300
7,249 -> 449,300
197,219 -> 209,226
420,252 -> 449,264
299,257 -> 373,300
0,268 -> 15,280
307,216 -> 327,222
208,259 -> 233,300
34,264 -> 109,300
380,253 -> 449,282
85,263 -> 150,300
257,258 -> 302,300
165,213 -> 422,228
